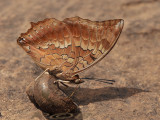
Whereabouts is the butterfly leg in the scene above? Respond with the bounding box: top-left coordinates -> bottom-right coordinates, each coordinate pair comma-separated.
35,68 -> 49,81
54,80 -> 69,90
60,82 -> 69,88
56,80 -> 70,87
56,79 -> 70,83
55,81 -> 60,89
54,80 -> 79,98
69,85 -> 80,98
54,81 -> 68,94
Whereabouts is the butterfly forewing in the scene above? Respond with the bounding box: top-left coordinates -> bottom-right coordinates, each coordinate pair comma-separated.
17,17 -> 124,77
17,18 -> 72,71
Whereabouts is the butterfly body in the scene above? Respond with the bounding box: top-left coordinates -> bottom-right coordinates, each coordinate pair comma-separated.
17,16 -> 124,84
49,70 -> 83,84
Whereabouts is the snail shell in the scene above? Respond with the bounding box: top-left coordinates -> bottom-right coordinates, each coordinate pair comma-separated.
26,73 -> 78,114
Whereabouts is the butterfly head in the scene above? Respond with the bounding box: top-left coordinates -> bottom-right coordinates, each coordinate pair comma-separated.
70,74 -> 84,84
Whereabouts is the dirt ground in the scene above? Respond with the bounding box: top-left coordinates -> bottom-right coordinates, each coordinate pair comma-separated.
0,0 -> 160,120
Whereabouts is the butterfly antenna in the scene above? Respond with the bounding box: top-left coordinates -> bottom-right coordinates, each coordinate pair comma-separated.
35,68 -> 49,81
60,82 -> 69,88
81,78 -> 115,84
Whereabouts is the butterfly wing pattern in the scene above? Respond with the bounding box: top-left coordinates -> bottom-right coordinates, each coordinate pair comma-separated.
17,16 -> 124,83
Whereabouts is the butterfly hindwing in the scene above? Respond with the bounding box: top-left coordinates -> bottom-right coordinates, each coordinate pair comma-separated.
63,17 -> 124,75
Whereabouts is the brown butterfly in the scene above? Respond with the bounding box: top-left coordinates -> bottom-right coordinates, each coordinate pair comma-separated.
17,16 -> 124,84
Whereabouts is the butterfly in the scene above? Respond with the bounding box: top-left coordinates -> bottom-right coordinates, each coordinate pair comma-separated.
17,16 -> 124,84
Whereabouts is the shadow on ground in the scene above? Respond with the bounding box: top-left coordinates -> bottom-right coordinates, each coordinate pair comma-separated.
58,78 -> 147,106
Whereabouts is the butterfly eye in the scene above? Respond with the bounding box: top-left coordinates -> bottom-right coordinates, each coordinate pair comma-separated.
17,37 -> 26,45
74,79 -> 84,84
